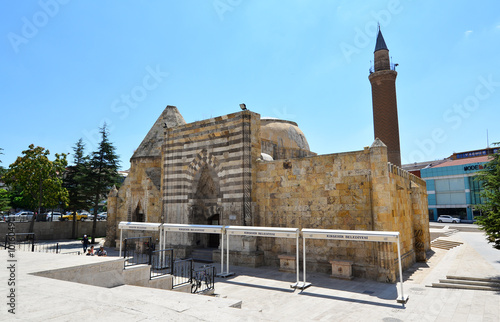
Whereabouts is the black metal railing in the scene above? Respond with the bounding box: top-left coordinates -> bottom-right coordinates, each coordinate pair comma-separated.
172,258 -> 193,288
4,233 -> 35,252
3,233 -> 81,256
34,242 -> 61,254
150,248 -> 174,279
369,61 -> 398,74
123,236 -> 154,268
191,264 -> 216,294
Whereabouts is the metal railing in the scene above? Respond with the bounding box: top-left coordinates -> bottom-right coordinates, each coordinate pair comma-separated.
191,264 -> 216,294
3,233 -> 81,255
172,258 -> 193,288
34,242 -> 61,254
123,236 -> 154,268
4,233 -> 35,252
369,61 -> 398,74
150,248 -> 174,279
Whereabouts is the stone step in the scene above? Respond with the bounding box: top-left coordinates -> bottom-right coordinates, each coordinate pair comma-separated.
439,279 -> 500,288
447,275 -> 500,284
430,238 -> 463,250
443,229 -> 459,237
432,282 -> 500,292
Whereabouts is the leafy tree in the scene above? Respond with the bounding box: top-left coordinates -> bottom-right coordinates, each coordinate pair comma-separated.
476,143 -> 500,249
82,125 -> 120,244
0,147 -> 4,174
0,148 -> 8,211
0,189 -> 10,212
63,139 -> 92,238
4,145 -> 69,232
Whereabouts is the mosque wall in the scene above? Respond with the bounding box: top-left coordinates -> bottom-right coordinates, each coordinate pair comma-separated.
105,156 -> 163,247
254,142 -> 429,282
162,111 -> 261,252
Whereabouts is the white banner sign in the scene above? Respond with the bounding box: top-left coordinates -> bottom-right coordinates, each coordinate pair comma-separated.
118,222 -> 161,232
301,229 -> 398,243
226,226 -> 299,238
163,224 -> 223,234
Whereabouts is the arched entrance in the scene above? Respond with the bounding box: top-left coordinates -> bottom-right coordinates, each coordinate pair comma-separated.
132,202 -> 144,222
190,164 -> 221,249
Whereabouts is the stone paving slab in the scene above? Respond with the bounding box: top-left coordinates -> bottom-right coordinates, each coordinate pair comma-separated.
1,228 -> 499,321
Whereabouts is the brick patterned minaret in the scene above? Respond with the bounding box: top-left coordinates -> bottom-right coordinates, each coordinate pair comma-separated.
369,28 -> 401,166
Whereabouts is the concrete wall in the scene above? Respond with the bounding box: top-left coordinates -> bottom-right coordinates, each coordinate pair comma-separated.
0,221 -> 107,240
34,258 -> 173,290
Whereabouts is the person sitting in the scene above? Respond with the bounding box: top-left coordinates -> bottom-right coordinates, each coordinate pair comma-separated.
86,245 -> 95,256
96,246 -> 107,257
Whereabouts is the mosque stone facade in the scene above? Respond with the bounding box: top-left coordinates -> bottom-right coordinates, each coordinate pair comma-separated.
106,105 -> 430,282
106,29 -> 430,282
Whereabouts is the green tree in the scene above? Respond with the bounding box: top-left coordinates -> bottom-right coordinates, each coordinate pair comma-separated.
63,139 -> 92,238
0,148 -> 8,211
4,145 -> 69,232
0,189 -> 10,212
83,125 -> 120,244
476,143 -> 500,249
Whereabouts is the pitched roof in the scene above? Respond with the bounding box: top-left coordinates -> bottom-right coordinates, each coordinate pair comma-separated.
131,105 -> 186,159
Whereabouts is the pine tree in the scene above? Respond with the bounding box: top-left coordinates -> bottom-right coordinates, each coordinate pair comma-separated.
476,143 -> 500,249
0,148 -> 8,211
84,125 -> 121,244
63,139 -> 92,238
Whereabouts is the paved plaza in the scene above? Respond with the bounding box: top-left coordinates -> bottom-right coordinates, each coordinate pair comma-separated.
1,224 -> 500,321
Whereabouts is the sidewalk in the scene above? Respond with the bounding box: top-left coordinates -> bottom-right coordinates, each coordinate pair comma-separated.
1,228 -> 499,321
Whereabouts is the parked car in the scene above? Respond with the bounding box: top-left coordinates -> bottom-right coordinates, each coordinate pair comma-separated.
61,211 -> 88,221
87,212 -> 106,221
45,212 -> 63,222
437,215 -> 460,223
12,211 -> 35,222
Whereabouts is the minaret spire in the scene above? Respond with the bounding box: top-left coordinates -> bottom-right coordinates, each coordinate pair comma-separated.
368,28 -> 401,166
374,26 -> 388,52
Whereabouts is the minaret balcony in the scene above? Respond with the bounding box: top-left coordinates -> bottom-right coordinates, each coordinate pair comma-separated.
369,61 -> 398,74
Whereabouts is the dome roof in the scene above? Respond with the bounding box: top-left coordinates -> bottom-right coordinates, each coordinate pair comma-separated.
260,118 -> 310,151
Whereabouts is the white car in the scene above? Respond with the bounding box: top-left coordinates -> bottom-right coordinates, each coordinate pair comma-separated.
437,215 -> 460,223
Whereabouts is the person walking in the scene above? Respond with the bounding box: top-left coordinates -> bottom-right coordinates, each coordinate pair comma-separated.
82,235 -> 89,254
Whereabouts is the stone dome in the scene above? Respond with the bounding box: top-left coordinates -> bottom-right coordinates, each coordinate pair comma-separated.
260,117 -> 310,151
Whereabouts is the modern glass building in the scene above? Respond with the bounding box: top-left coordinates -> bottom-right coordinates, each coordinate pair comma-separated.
420,155 -> 491,222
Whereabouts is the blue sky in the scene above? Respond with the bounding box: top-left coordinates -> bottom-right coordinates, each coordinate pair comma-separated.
1,1 -> 499,170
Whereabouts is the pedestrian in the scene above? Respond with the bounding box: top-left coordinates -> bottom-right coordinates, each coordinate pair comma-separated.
96,246 -> 107,257
82,235 -> 89,254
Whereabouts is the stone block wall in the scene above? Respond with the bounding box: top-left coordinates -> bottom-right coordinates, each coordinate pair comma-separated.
163,111 -> 261,250
105,156 -> 163,247
254,142 -> 429,282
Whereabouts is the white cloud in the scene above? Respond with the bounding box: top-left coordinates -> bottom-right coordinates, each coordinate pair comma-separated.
464,30 -> 473,37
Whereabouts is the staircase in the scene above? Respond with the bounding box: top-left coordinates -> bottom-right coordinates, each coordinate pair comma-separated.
431,238 -> 463,250
432,276 -> 500,291
191,248 -> 215,263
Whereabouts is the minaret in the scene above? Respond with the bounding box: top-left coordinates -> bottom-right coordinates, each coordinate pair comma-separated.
369,28 -> 401,166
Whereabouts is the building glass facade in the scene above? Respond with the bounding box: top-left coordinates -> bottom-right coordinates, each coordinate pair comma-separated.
420,156 -> 488,222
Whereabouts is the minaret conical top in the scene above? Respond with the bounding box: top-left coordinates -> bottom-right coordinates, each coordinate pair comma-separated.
374,27 -> 388,52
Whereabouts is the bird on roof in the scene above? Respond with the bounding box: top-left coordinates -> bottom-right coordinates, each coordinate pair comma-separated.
239,103 -> 247,111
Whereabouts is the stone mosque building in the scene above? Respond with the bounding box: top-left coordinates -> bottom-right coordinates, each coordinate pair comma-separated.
106,29 -> 430,282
